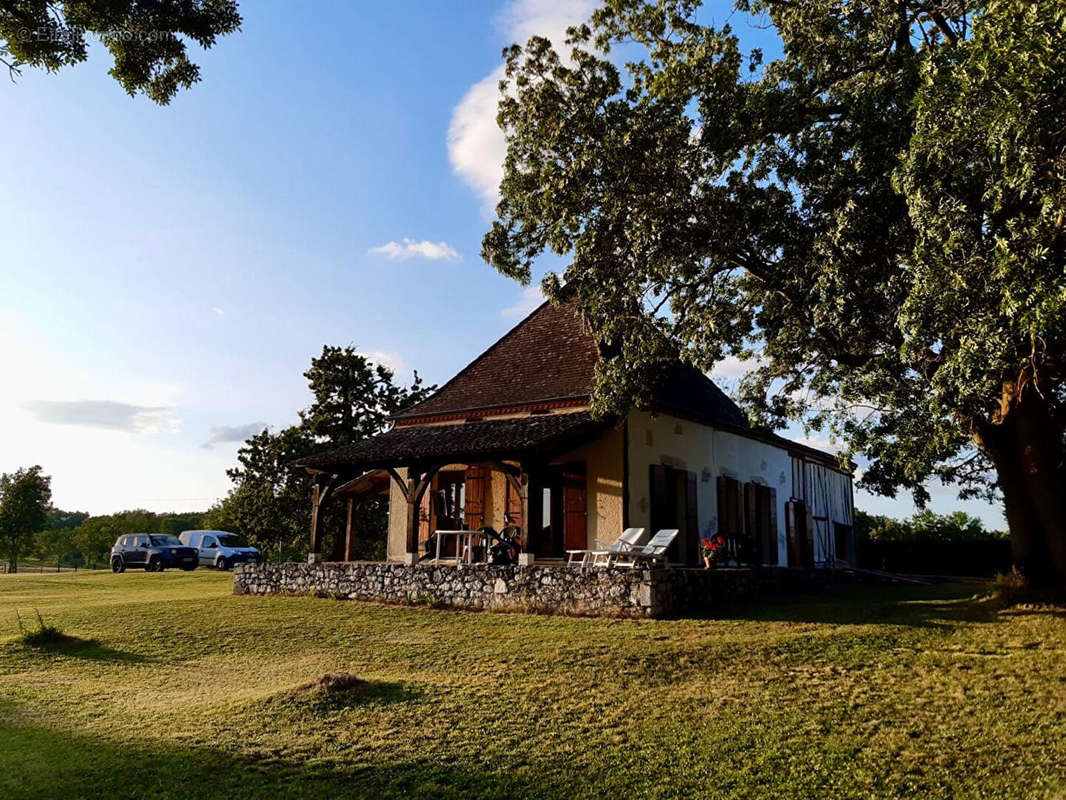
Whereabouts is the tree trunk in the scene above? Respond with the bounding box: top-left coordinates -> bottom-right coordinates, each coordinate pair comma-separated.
977,385 -> 1066,589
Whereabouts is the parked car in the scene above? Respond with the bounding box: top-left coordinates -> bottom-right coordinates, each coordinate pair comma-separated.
110,534 -> 198,573
178,530 -> 260,570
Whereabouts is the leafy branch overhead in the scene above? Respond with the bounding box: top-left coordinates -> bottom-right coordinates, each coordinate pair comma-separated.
0,0 -> 241,103
484,0 -> 1066,587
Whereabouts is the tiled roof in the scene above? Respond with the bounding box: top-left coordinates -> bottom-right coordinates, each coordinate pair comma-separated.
394,301 -> 748,431
294,411 -> 611,471
393,301 -> 600,419
653,362 -> 750,430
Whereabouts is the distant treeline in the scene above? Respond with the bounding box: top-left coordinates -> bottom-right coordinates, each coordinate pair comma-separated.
854,510 -> 1011,577
30,509 -> 209,569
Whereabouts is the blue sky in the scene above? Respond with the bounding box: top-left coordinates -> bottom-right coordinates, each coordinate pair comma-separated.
0,0 -> 1004,528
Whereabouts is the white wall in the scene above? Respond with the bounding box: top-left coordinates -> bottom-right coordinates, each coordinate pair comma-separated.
626,411 -> 794,565
626,410 -> 717,549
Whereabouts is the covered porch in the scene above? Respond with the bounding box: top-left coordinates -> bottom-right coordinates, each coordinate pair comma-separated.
293,412 -> 614,566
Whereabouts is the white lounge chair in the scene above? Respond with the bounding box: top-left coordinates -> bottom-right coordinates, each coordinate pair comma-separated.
566,527 -> 646,568
612,529 -> 679,569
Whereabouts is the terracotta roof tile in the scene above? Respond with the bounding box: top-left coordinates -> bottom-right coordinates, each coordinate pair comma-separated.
393,302 -> 600,419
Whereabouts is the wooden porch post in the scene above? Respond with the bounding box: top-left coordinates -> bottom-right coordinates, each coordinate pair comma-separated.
404,468 -> 422,565
518,470 -> 533,566
309,482 -> 325,562
344,497 -> 356,562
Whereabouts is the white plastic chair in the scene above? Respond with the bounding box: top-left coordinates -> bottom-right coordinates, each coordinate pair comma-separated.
612,529 -> 679,569
566,527 -> 646,568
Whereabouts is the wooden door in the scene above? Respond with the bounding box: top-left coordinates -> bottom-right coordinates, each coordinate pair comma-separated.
418,482 -> 432,553
563,469 -> 587,552
505,478 -> 523,528
786,500 -> 802,566
463,466 -> 486,530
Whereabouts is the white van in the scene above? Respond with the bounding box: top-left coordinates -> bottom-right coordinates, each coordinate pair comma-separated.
178,530 -> 261,570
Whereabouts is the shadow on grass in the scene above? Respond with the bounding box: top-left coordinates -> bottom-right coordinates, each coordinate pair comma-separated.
0,716 -> 558,800
14,634 -> 151,663
717,581 -> 999,630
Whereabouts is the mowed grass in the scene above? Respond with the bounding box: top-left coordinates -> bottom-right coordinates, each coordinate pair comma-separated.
0,572 -> 1063,800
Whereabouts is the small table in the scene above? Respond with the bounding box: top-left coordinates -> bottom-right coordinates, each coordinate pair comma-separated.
433,530 -> 479,564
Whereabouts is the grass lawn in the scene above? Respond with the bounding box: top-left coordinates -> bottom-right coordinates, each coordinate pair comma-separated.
0,572 -> 1062,800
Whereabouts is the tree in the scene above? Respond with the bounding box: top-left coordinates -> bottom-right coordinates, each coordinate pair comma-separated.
0,0 -> 241,104
209,347 -> 435,560
32,508 -> 90,567
300,346 -> 431,446
0,466 -> 52,572
854,509 -> 1004,544
483,0 -> 1066,588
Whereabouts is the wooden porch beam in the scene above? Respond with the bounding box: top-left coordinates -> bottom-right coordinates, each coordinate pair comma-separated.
384,467 -> 410,501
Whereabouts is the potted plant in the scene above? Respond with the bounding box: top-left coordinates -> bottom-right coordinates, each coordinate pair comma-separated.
699,535 -> 725,569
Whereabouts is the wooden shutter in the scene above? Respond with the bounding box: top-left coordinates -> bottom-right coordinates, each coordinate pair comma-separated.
506,478 -> 523,525
744,482 -> 758,563
464,466 -> 486,529
418,484 -> 432,542
759,486 -> 778,566
685,471 -> 699,565
786,500 -> 801,566
649,465 -> 668,534
563,468 -> 587,551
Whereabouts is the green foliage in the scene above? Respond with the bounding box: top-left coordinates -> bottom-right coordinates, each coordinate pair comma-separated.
0,0 -> 241,104
485,0 -> 1066,584
0,466 -> 52,573
30,508 -> 90,567
209,346 -> 434,561
300,345 -> 430,447
854,509 -> 1005,544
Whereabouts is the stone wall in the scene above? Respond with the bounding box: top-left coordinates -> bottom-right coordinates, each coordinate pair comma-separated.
232,561 -> 802,618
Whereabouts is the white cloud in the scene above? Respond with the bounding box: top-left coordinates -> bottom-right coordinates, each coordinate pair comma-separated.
369,239 -> 460,262
501,285 -> 545,318
710,355 -> 760,382
792,433 -> 842,456
448,0 -> 598,213
211,306 -> 225,317
202,421 -> 268,449
363,350 -> 407,375
23,400 -> 180,435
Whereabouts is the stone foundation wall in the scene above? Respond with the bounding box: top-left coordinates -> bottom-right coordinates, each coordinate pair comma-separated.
231,561 -> 803,618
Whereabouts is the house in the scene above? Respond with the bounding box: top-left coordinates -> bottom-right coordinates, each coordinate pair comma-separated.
295,301 -> 854,569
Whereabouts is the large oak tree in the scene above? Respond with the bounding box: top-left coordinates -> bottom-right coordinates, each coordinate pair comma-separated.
483,0 -> 1066,587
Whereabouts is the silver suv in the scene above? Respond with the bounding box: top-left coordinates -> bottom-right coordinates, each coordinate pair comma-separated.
178,530 -> 260,570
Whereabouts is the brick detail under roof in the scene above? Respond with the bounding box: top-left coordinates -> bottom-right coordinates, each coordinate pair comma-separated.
393,301 -> 600,420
